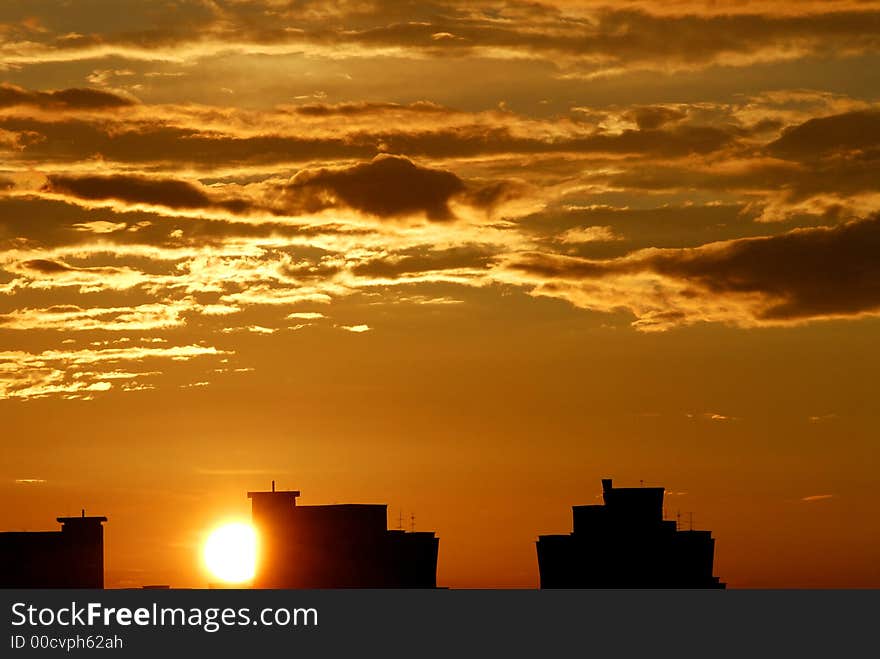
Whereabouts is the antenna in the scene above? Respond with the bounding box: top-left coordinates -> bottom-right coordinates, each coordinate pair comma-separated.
81,509 -> 85,518
676,510 -> 681,531
410,513 -> 415,533
689,511 -> 694,531
271,480 -> 275,493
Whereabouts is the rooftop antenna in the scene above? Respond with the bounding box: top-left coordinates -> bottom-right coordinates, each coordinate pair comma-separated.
271,480 -> 275,493
81,509 -> 85,518
689,512 -> 694,531
676,510 -> 681,531
640,479 -> 644,488
410,513 -> 415,533
398,510 -> 403,530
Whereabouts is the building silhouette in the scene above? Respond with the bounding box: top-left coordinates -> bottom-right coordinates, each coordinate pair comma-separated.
536,479 -> 724,588
248,485 -> 439,588
0,512 -> 107,588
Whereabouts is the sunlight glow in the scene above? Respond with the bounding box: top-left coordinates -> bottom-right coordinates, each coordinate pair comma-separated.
203,522 -> 258,584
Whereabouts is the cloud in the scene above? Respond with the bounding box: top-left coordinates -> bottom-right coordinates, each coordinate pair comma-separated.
280,155 -> 465,221
3,3 -> 880,418
2,258 -> 155,294
276,155 -> 526,221
35,156 -> 526,223
72,220 -> 127,233
220,325 -> 276,334
0,343 -> 226,400
43,174 -> 248,215
503,214 -> 880,331
15,258 -> 138,277
289,100 -> 450,117
625,106 -> 689,131
0,83 -> 134,109
769,110 -> 880,159
801,494 -> 835,502
6,4 -> 880,78
685,412 -> 736,421
554,226 -> 623,244
0,100 -> 741,173
351,245 -> 497,279
0,301 -> 192,331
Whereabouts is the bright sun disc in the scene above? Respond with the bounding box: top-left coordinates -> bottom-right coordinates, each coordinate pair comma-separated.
203,522 -> 257,584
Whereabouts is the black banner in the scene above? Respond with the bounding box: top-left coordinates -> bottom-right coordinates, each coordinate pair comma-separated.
2,589 -> 877,657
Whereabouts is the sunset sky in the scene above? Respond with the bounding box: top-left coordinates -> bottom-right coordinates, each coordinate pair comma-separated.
2,0 -> 879,588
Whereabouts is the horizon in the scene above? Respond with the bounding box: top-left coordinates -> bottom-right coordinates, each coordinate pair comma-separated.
7,477 -> 724,589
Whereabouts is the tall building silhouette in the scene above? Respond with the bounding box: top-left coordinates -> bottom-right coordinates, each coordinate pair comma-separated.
0,513 -> 107,588
536,479 -> 724,588
248,486 -> 439,588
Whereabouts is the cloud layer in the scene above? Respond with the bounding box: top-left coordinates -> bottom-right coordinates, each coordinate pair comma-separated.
3,3 -> 880,399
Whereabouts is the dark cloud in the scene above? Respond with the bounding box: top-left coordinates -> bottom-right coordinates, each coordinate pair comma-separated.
517,203 -> 835,257
365,124 -> 737,159
0,116 -> 374,167
206,4 -> 880,72
644,217 -> 880,320
0,83 -> 134,110
0,103 -> 737,169
5,3 -> 880,81
351,245 -> 497,278
769,110 -> 880,159
281,155 -> 466,221
273,155 -> 526,221
43,174 -> 249,214
290,101 -> 449,117
586,145 -> 880,221
625,106 -> 689,131
19,259 -> 76,274
17,259 -> 130,276
7,259 -> 131,278
509,215 -> 880,325
36,156 -> 521,222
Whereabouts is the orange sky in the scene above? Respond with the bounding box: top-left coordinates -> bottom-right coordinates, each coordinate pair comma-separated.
1,0 -> 879,588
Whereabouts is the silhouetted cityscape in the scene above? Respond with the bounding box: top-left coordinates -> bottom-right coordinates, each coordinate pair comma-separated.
1,480 -> 723,589
537,479 -> 724,588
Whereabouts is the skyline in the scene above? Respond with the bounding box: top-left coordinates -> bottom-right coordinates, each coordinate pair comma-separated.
2,479 -> 723,589
2,0 -> 880,589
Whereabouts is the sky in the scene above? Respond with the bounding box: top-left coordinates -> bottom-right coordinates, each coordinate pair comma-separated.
1,0 -> 879,588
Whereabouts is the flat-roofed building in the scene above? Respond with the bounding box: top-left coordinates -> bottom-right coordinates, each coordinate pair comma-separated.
0,513 -> 107,588
248,487 -> 439,588
537,479 -> 723,588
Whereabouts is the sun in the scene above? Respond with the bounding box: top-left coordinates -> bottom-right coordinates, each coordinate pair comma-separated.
203,522 -> 258,584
